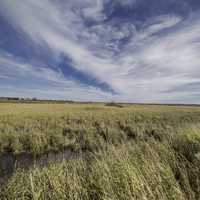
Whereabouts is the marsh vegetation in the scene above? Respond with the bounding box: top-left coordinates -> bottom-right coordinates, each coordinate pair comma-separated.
0,103 -> 200,199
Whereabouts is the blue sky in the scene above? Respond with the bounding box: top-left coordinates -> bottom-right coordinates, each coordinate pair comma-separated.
0,0 -> 200,103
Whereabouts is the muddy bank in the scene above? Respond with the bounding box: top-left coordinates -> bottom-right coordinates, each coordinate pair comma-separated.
0,148 -> 84,183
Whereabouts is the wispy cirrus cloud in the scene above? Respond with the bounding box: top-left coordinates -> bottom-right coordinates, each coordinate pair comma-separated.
0,0 -> 200,103
0,50 -> 113,101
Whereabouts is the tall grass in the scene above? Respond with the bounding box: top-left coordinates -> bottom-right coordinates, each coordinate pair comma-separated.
1,138 -> 200,199
0,103 -> 200,155
0,103 -> 200,199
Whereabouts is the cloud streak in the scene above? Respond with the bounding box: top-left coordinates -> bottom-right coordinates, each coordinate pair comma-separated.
0,0 -> 200,103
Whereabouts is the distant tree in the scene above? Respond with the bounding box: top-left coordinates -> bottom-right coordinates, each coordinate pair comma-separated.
105,102 -> 123,108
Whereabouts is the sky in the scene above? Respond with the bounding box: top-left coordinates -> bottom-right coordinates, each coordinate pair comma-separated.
0,0 -> 200,103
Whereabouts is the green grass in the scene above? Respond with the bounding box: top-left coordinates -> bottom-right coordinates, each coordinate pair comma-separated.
0,103 -> 200,199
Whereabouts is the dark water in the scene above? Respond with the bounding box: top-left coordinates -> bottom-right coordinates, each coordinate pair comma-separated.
0,148 -> 80,184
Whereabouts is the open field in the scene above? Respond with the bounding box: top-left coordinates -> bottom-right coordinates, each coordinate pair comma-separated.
0,103 -> 200,199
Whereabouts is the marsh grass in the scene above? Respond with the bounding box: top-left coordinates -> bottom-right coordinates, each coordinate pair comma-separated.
1,140 -> 200,200
0,103 -> 200,156
0,103 -> 200,199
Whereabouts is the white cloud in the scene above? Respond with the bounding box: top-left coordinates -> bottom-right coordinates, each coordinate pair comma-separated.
115,0 -> 136,8
0,0 -> 200,103
142,15 -> 182,36
82,0 -> 107,21
0,51 -> 113,101
0,51 -> 66,83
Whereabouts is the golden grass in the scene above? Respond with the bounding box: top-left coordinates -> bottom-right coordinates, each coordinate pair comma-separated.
0,103 -> 200,199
